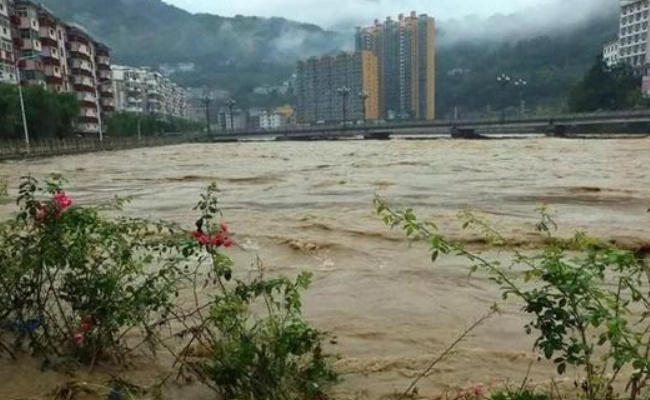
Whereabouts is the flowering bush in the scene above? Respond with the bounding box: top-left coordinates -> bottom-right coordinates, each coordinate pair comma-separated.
376,198 -> 650,400
174,184 -> 338,400
0,175 -> 190,365
0,177 -> 337,400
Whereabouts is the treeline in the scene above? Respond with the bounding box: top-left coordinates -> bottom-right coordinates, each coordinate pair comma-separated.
568,57 -> 645,112
105,112 -> 203,137
436,12 -> 619,118
0,83 -> 79,140
0,83 -> 202,141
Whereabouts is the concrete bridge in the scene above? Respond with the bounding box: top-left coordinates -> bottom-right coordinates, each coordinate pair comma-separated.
208,110 -> 650,141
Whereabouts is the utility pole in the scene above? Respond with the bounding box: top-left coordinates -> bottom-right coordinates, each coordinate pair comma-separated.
225,97 -> 236,133
203,91 -> 212,135
337,86 -> 351,129
14,54 -> 43,152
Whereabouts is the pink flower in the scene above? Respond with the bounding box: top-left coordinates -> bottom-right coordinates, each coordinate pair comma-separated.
74,332 -> 84,345
192,226 -> 233,248
192,230 -> 211,245
54,191 -> 73,212
35,202 -> 48,223
79,316 -> 93,333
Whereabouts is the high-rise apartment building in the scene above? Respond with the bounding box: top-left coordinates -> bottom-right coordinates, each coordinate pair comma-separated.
0,0 -> 16,83
112,65 -> 187,119
356,11 -> 436,121
5,0 -> 114,135
617,0 -> 650,68
296,51 -> 379,124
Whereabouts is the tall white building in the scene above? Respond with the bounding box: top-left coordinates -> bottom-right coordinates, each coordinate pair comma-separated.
618,0 -> 650,68
111,65 -> 187,119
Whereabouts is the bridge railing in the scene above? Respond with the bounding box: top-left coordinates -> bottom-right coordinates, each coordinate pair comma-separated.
215,109 -> 650,137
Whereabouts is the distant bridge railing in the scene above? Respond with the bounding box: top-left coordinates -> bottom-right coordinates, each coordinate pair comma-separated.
216,109 -> 650,137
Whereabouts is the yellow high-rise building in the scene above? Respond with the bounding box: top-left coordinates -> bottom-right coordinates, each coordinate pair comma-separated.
356,11 -> 436,121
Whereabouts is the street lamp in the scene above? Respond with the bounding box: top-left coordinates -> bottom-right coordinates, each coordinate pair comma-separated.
337,86 -> 351,129
225,97 -> 236,133
358,90 -> 369,125
513,78 -> 527,117
14,53 -> 42,152
496,73 -> 511,122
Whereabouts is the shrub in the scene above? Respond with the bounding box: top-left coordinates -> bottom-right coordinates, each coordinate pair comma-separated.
0,177 -> 337,398
175,184 -> 338,400
489,389 -> 549,400
376,198 -> 650,400
0,175 -> 189,365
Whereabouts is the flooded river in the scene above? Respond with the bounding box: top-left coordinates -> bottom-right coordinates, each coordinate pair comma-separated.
0,138 -> 649,399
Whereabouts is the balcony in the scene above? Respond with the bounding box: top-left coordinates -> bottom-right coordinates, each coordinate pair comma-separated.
43,65 -> 62,78
73,75 -> 94,88
99,88 -> 114,98
21,39 -> 42,51
70,59 -> 92,72
80,106 -> 98,118
76,92 -> 96,103
96,55 -> 110,66
68,42 -> 91,58
97,69 -> 110,80
39,26 -> 57,42
41,46 -> 60,60
101,98 -> 115,108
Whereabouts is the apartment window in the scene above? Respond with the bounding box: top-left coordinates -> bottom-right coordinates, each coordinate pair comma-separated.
54,67 -> 59,74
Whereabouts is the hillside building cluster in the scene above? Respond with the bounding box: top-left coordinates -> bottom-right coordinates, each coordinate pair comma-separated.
0,0 -> 190,136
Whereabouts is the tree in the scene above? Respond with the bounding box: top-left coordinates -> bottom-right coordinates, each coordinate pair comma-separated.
568,56 -> 644,112
105,111 -> 202,137
0,83 -> 80,141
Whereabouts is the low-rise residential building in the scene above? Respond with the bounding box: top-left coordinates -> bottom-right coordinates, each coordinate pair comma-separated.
603,40 -> 620,67
111,65 -> 187,119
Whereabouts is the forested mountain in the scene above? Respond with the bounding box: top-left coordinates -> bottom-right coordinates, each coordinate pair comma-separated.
38,0 -> 347,91
436,8 -> 619,117
39,0 -> 619,116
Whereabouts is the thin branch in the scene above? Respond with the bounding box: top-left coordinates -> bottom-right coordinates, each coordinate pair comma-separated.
399,310 -> 496,400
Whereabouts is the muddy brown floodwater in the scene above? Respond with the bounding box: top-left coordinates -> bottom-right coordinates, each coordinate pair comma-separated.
0,138 -> 649,399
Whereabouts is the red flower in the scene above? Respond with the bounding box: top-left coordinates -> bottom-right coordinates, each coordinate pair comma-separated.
54,191 -> 73,212
74,332 -> 84,345
191,226 -> 234,248
79,316 -> 93,333
34,202 -> 48,223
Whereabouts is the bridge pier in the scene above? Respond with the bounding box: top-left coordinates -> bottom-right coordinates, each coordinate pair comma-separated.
450,126 -> 487,139
545,124 -> 568,138
363,131 -> 391,140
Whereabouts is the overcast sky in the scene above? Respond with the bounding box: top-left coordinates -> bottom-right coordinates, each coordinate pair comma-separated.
163,0 -> 556,28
